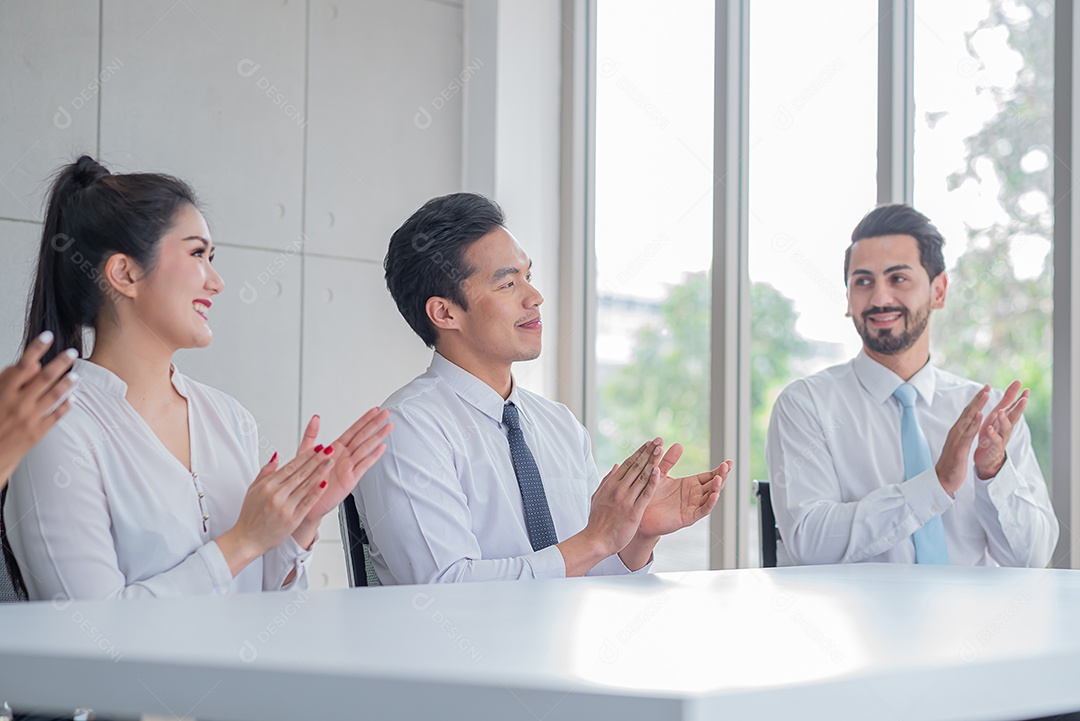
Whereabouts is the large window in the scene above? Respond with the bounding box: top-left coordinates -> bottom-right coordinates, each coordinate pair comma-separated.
594,0 -> 715,571
590,0 -> 1068,570
914,0 -> 1054,481
747,0 -> 879,567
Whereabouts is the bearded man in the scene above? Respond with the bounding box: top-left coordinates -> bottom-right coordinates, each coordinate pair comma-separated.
765,204 -> 1057,567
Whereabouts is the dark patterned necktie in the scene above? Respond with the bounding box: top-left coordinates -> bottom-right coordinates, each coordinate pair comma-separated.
503,402 -> 559,551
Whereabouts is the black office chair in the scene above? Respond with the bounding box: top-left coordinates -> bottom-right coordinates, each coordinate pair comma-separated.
0,560 -> 22,604
753,480 -> 780,568
339,495 -> 380,587
1,490 -> 26,605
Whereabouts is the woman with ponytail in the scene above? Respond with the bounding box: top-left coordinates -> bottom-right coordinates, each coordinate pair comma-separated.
2,156 -> 391,600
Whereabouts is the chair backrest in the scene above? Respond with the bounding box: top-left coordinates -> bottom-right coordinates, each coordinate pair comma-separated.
0,560 -> 23,604
753,480 -> 779,568
339,495 -> 380,588
0,507 -> 25,604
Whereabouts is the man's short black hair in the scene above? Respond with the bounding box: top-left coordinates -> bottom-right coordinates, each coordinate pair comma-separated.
384,192 -> 505,347
844,204 -> 946,284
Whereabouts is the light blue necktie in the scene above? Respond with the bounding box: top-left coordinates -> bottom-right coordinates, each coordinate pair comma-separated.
893,383 -> 950,564
503,402 -> 559,551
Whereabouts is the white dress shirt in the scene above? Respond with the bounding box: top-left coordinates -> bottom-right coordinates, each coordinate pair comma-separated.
356,352 -> 649,584
4,359 -> 312,600
766,350 -> 1058,567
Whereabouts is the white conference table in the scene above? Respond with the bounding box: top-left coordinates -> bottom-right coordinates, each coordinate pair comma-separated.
1,563 -> 1078,721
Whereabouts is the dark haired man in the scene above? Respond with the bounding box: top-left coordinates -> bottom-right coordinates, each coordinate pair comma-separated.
766,204 -> 1057,566
356,193 -> 730,584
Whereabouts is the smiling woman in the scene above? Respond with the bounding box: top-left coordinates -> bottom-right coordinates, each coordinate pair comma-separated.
0,156 -> 391,602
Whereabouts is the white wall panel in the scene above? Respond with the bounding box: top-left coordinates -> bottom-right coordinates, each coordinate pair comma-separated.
99,0 -> 305,251
305,0 -> 464,261
3,0 -> 484,596
302,255 -> 430,585
173,243 -> 302,463
300,255 -> 429,438
0,220 -> 42,365
0,0 -> 99,222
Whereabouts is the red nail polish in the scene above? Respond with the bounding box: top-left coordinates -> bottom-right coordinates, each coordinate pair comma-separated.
270,452 -> 278,463
323,445 -> 334,456
319,480 -> 327,488
314,444 -> 324,453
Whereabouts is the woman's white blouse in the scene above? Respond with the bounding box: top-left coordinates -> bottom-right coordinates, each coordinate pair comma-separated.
4,359 -> 313,600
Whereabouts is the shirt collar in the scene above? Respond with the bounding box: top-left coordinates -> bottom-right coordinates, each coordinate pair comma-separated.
73,358 -> 190,399
429,352 -> 520,424
852,349 -> 937,407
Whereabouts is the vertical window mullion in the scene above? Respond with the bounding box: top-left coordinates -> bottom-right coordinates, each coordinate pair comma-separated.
877,0 -> 914,205
710,0 -> 749,570
562,0 -> 595,425
1052,0 -> 1080,570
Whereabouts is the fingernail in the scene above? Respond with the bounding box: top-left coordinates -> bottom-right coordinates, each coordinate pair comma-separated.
323,445 -> 334,455
314,444 -> 324,453
319,480 -> 327,489
38,330 -> 54,345
313,414 -> 320,420
63,348 -> 78,360
270,452 -> 278,463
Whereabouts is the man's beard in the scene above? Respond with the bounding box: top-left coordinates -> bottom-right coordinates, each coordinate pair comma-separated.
854,303 -> 930,355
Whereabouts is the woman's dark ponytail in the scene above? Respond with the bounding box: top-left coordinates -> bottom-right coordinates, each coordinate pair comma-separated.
24,156 -> 111,363
22,154 -> 199,364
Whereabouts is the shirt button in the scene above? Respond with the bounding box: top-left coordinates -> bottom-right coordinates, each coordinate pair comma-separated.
198,492 -> 205,499
202,514 -> 210,521
192,472 -> 198,478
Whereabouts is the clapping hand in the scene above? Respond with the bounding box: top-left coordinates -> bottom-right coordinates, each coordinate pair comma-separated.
219,408 -> 392,577
636,442 -> 731,539
974,380 -> 1028,480
935,385 -> 989,495
294,408 -> 393,532
0,332 -> 79,488
586,439 -> 663,555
